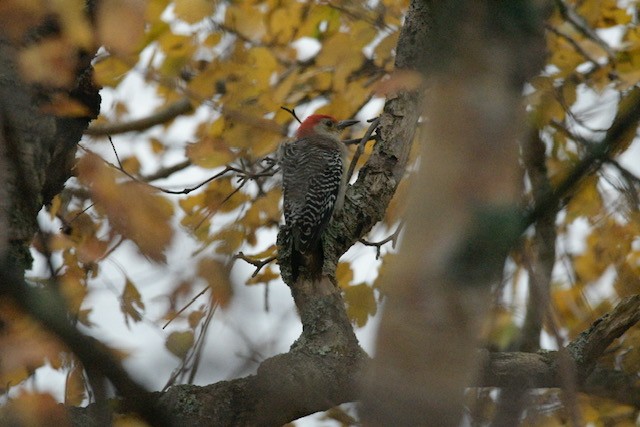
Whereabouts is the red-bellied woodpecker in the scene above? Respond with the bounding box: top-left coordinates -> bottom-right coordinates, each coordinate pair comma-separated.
279,114 -> 358,280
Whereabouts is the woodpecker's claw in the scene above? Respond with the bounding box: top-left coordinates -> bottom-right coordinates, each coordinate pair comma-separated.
336,119 -> 359,130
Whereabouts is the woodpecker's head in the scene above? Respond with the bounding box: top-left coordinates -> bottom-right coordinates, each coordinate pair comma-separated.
295,114 -> 359,139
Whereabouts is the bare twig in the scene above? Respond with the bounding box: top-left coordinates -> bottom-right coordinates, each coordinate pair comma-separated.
346,117 -> 380,184
186,303 -> 217,384
163,302 -> 219,390
359,220 -> 404,259
280,106 -> 302,124
85,98 -> 193,136
234,252 -> 277,277
142,160 -> 192,182
344,135 -> 377,146
92,140 -> 278,198
162,286 -> 211,330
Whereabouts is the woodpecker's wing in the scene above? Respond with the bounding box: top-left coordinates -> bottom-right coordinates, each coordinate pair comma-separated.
280,138 -> 344,253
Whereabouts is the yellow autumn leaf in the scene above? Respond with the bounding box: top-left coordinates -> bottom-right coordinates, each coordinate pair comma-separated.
547,33 -> 585,77
599,0 -> 632,27
187,67 -> 219,100
93,55 -> 134,87
188,310 -> 206,329
316,33 -> 366,91
573,243 -> 609,284
120,156 -> 142,175
246,245 -> 277,260
246,267 -> 280,285
5,392 -> 71,427
198,258 -> 233,305
64,363 -> 86,406
181,212 -> 210,241
179,192 -> 206,214
243,191 -> 281,228
565,175 -> 602,222
19,38 -> 78,88
610,87 -> 640,153
295,5 -> 340,39
53,0 -> 93,49
40,94 -> 92,117
336,262 -> 354,288
113,414 -> 150,427
614,262 -> 640,297
486,307 -> 519,351
186,137 -> 234,168
270,69 -> 300,105
158,33 -> 196,77
97,0 -> 145,55
374,32 -> 400,68
211,227 -> 245,255
59,263 -> 88,314
268,5 -> 304,45
225,3 -> 266,41
174,0 -> 215,24
203,178 -> 250,214
0,366 -> 31,391
76,234 -> 108,264
77,153 -> 174,262
149,138 -> 165,154
165,330 -> 194,359
146,0 -> 170,22
318,77 -> 372,119
343,283 -> 377,327
122,278 -> 145,324
247,47 -> 279,89
385,178 -> 409,224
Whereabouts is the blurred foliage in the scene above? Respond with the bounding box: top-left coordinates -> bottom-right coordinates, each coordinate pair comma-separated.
2,0 -> 640,425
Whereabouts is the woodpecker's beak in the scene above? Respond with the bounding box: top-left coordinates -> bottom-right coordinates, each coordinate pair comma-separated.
336,119 -> 359,130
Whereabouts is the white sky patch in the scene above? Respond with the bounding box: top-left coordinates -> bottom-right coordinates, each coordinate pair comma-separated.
291,37 -> 322,62
358,97 -> 385,121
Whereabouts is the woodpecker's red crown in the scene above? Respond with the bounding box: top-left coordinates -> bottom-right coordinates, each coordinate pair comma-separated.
295,114 -> 359,138
296,115 -> 337,138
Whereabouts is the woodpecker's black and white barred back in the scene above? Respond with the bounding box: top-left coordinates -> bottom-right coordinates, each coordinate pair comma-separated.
279,114 -> 358,280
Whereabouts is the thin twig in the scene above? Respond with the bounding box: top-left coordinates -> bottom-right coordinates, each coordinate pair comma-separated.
359,221 -> 404,260
142,159 -> 192,182
187,302 -> 217,384
102,137 -> 279,197
346,117 -> 380,184
162,286 -> 211,330
234,252 -> 277,277
280,106 -> 302,124
344,135 -> 377,146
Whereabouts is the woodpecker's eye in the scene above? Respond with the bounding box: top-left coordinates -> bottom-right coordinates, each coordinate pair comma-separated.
324,119 -> 333,127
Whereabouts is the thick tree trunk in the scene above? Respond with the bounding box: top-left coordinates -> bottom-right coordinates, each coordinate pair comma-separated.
361,2 -> 550,426
0,37 -> 100,270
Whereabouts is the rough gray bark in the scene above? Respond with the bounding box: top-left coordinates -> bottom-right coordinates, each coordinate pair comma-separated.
0,38 -> 100,270
64,294 -> 640,426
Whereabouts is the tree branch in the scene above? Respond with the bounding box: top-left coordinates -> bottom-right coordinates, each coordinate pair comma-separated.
525,86 -> 640,228
85,98 -> 193,136
66,294 -> 640,425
